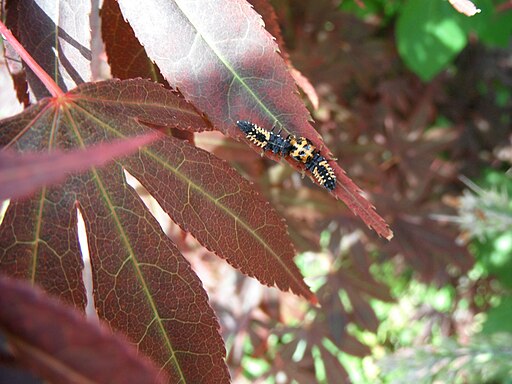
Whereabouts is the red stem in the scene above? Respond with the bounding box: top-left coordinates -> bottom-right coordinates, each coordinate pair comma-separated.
0,20 -> 64,97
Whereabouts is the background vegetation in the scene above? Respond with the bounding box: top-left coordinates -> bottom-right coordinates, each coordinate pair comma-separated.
245,0 -> 512,382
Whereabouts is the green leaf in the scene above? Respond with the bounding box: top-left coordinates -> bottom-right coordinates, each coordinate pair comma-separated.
469,0 -> 512,47
482,296 -> 512,334
474,232 -> 512,287
339,0 -> 403,24
396,0 -> 467,80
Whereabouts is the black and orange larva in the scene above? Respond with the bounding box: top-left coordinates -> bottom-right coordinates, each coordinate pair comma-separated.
236,120 -> 293,156
236,120 -> 337,191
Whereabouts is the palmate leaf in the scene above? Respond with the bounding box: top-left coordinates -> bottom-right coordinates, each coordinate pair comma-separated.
115,0 -> 392,239
0,79 -> 314,382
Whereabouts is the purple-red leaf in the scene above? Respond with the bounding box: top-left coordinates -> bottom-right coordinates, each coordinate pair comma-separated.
3,2 -> 29,107
0,275 -> 167,384
319,346 -> 350,384
115,0 -> 392,239
116,0 -> 315,139
78,160 -> 229,383
67,79 -> 314,301
1,78 -> 314,381
0,133 -> 160,201
121,137 -> 315,302
0,79 -> 231,382
101,0 -> 165,82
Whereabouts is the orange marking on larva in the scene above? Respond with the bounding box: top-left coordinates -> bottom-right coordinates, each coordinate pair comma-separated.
290,137 -> 315,163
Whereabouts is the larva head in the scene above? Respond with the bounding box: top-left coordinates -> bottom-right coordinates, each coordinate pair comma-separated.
236,120 -> 270,148
289,136 -> 315,163
236,120 -> 256,135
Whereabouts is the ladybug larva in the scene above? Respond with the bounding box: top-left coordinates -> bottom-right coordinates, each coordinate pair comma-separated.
236,120 -> 337,191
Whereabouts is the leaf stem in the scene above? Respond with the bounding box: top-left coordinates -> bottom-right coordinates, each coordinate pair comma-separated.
0,20 -> 64,98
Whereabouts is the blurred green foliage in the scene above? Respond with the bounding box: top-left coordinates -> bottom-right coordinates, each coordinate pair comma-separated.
482,296 -> 512,334
466,171 -> 512,287
339,0 -> 403,23
374,171 -> 512,383
379,333 -> 512,383
340,0 -> 512,80
467,171 -> 512,340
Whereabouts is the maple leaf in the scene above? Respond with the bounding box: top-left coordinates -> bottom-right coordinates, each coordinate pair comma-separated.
0,79 -> 228,382
101,0 -> 166,82
114,0 -> 392,239
0,77 -> 320,382
0,275 -> 167,384
249,0 -> 320,110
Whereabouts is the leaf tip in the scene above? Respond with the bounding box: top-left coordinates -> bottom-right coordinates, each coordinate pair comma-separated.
309,293 -> 319,306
